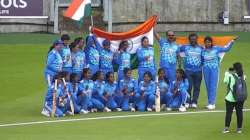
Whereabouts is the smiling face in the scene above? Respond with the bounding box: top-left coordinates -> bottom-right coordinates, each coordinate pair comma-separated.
142,38 -> 149,47
189,35 -> 198,46
158,69 -> 165,80
108,73 -> 115,83
143,73 -> 151,83
166,31 -> 175,42
204,39 -> 213,49
125,70 -> 132,78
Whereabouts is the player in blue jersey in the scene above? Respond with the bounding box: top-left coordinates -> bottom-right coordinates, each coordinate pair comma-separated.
166,69 -> 189,112
115,40 -> 131,82
117,68 -> 137,111
77,68 -> 104,114
179,33 -> 203,108
136,36 -> 156,82
136,71 -> 156,111
154,30 -> 180,83
202,36 -> 236,110
59,34 -> 72,73
44,40 -> 63,86
70,38 -> 86,79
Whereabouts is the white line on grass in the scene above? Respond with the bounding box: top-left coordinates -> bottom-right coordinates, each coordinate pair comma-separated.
0,109 -> 249,128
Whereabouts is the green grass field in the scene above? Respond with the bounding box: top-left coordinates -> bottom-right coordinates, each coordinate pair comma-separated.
0,32 -> 249,140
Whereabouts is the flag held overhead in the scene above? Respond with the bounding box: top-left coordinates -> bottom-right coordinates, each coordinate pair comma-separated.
64,0 -> 92,21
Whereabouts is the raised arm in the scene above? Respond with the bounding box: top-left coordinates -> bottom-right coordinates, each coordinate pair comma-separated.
154,30 -> 161,41
217,40 -> 235,53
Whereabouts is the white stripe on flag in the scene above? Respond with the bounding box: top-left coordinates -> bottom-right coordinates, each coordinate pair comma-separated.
96,28 -> 154,54
72,0 -> 91,21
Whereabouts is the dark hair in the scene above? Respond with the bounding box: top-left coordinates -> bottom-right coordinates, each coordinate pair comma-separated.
141,36 -> 149,43
188,33 -> 198,40
118,40 -> 128,51
61,34 -> 70,41
61,71 -> 70,79
233,62 -> 243,77
70,73 -> 79,83
123,67 -> 131,75
52,72 -> 64,82
74,37 -> 83,45
92,71 -> 103,81
158,68 -> 169,84
48,45 -> 54,54
176,69 -> 187,81
105,72 -> 114,82
204,36 -> 213,46
82,68 -> 90,79
228,67 -> 234,72
143,71 -> 153,81
69,42 -> 78,50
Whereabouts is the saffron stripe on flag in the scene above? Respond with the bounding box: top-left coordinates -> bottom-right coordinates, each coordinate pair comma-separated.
64,0 -> 84,18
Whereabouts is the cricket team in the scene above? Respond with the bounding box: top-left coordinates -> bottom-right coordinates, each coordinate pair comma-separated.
41,28 -> 236,118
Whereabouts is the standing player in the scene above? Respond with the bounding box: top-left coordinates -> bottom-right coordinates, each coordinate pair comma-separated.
154,30 -> 180,83
179,33 -> 203,108
202,36 -> 236,109
99,39 -> 114,75
44,40 -> 63,86
84,35 -> 100,76
115,40 -> 131,82
136,37 -> 156,82
59,34 -> 72,73
71,38 -> 86,79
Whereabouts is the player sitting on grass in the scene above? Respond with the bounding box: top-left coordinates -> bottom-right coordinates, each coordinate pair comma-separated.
103,72 -> 121,111
42,73 -> 67,117
136,71 -> 156,112
166,69 -> 189,112
77,68 -> 104,114
92,71 -> 111,112
157,68 -> 170,111
118,68 -> 137,112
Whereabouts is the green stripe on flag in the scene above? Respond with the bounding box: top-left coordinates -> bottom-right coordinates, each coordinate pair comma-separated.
113,54 -> 139,72
76,3 -> 92,28
84,3 -> 92,17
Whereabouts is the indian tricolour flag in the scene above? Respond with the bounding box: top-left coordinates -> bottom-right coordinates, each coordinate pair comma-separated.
64,0 -> 92,21
91,15 -> 236,69
92,16 -> 157,54
92,16 -> 157,69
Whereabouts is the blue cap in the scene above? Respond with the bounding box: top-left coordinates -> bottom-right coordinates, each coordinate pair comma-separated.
53,39 -> 63,46
102,39 -> 111,46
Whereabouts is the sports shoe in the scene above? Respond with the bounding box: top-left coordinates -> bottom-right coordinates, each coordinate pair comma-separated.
179,105 -> 187,112
222,128 -> 230,134
91,108 -> 98,113
185,103 -> 190,108
104,107 -> 111,112
160,104 -> 166,111
166,107 -> 172,111
80,109 -> 89,114
116,108 -> 122,112
191,103 -> 198,108
236,128 -> 242,134
131,107 -> 136,112
66,111 -> 74,116
206,104 -> 216,110
41,108 -> 50,117
147,108 -> 153,112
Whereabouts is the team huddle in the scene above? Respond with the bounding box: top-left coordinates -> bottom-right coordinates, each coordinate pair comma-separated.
41,29 -> 236,117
